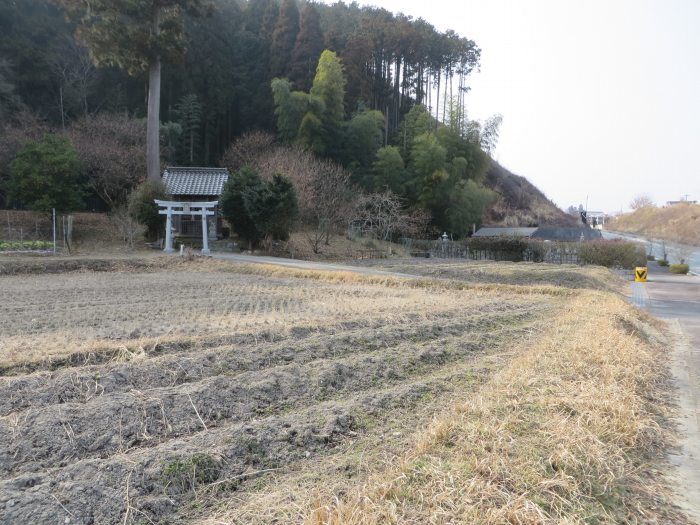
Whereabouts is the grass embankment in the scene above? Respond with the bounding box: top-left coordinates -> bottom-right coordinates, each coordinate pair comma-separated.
299,293 -> 680,524
201,264 -> 686,524
608,203 -> 700,247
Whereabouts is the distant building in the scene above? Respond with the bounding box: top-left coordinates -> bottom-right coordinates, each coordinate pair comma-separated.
666,200 -> 697,206
585,211 -> 608,230
472,227 -> 538,238
161,167 -> 230,239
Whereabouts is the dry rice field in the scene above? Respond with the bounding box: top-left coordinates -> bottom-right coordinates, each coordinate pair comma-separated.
0,256 -> 688,524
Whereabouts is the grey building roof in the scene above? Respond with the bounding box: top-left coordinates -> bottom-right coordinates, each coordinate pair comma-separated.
472,227 -> 538,238
473,226 -> 603,241
162,167 -> 229,196
531,227 -> 602,241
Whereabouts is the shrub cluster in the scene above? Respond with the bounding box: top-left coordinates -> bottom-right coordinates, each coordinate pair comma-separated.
220,168 -> 299,249
670,264 -> 690,274
464,236 -> 529,262
577,240 -> 646,269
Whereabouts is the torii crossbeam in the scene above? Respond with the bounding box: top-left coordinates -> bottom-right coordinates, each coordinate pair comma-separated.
154,200 -> 218,255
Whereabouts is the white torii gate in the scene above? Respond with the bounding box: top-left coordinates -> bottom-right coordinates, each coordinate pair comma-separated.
154,200 -> 218,255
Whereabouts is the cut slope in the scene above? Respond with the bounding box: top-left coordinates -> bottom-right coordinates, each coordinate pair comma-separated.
483,161 -> 578,227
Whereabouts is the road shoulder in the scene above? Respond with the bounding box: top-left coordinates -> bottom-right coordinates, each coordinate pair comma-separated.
638,265 -> 700,522
666,319 -> 700,522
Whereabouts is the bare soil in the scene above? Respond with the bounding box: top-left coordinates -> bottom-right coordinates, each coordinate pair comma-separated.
0,258 -> 555,524
352,257 -> 624,291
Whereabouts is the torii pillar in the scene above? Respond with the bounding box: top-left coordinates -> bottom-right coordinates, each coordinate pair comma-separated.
154,200 -> 218,255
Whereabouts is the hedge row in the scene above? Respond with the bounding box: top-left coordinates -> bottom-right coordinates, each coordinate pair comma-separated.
407,237 -> 646,269
670,264 -> 690,274
576,240 -> 646,269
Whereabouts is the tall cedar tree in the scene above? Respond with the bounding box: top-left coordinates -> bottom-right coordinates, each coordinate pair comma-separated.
289,3 -> 324,91
240,0 -> 278,131
269,0 -> 299,78
56,0 -> 207,180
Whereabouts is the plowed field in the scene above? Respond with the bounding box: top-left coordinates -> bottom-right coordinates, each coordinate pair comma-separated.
0,258 -> 560,524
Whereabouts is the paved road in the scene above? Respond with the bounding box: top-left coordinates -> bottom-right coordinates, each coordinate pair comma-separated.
635,263 -> 700,521
603,230 -> 700,275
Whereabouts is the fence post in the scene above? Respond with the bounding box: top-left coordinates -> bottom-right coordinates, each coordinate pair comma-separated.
52,208 -> 57,255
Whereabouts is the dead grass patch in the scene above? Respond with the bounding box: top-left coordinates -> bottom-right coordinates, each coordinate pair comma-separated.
237,292 -> 682,524
608,203 -> 700,246
353,258 -> 625,293
0,262 -> 552,372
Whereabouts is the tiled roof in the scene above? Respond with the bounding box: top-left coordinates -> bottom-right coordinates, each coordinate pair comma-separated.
473,227 -> 538,238
162,167 -> 229,196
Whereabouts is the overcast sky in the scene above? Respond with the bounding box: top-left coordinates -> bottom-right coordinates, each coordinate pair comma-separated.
324,0 -> 700,213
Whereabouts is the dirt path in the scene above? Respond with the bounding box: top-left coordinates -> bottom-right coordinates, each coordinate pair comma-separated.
637,262 -> 700,521
210,252 -> 420,278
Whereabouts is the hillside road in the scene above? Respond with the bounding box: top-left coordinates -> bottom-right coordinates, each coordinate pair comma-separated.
637,263 -> 700,521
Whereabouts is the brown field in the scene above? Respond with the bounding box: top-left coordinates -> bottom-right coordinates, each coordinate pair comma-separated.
0,256 -> 688,524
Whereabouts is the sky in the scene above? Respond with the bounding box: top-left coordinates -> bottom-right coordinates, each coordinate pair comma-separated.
322,0 -> 700,213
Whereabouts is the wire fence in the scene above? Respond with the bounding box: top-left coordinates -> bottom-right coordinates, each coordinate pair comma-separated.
401,238 -> 581,265
0,209 -> 74,254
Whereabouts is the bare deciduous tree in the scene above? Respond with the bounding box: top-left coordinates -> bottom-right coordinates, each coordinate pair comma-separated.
220,130 -> 277,173
49,36 -> 97,124
630,194 -> 654,210
65,113 -> 146,207
351,191 -> 429,241
109,205 -> 143,248
232,143 -> 354,253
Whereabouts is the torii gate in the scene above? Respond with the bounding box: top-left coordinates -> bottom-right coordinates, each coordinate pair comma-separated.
154,200 -> 217,255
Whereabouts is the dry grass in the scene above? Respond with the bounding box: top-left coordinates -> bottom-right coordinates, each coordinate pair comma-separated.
200,290 -> 685,524
608,203 -> 700,246
0,257 -> 554,372
290,292 -> 681,524
352,258 -> 625,293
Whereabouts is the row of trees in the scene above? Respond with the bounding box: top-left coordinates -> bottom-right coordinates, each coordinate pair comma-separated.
219,137 -> 431,252
1,0 -> 486,168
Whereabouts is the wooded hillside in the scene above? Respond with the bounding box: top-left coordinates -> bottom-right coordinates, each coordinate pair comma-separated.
1,0 -> 567,239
